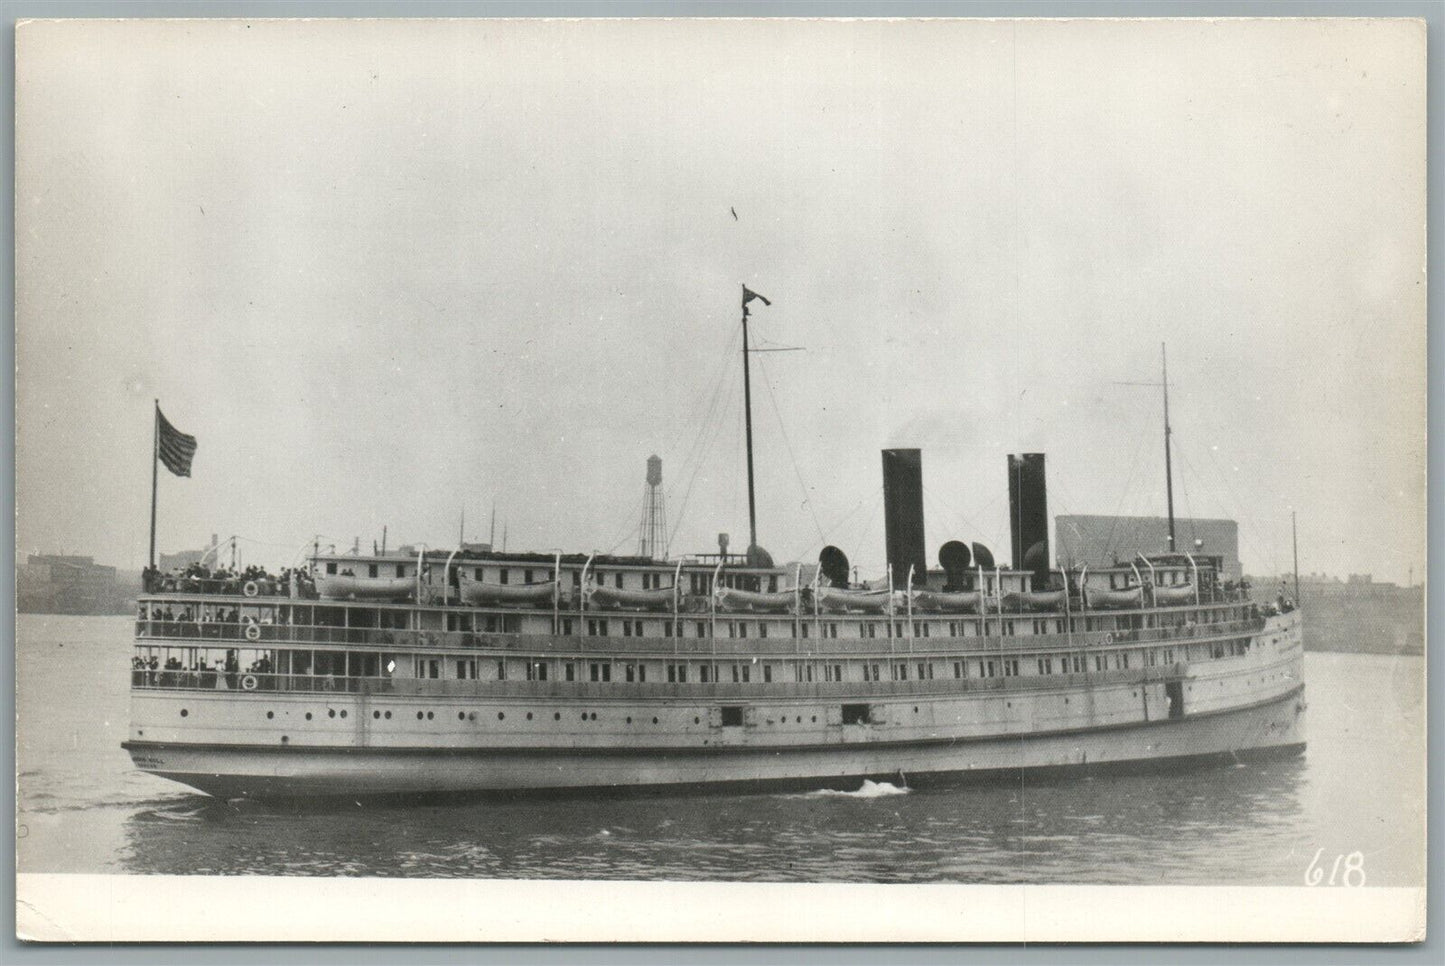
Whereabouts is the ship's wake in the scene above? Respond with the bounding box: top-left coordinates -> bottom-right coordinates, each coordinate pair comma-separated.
806,779 -> 911,799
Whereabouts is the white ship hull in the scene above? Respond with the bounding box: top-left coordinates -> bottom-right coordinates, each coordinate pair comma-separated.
125,612 -> 1305,799
124,686 -> 1304,799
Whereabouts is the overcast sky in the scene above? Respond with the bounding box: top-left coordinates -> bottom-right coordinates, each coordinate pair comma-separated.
16,17 -> 1426,583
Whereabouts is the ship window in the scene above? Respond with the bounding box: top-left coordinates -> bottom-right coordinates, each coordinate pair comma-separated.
527,662 -> 547,681
762,665 -> 772,683
368,564 -> 379,578
1005,659 -> 1019,677
565,663 -> 575,682
496,660 -> 507,680
615,573 -> 623,589
918,662 -> 930,680
699,665 -> 710,683
500,569 -> 509,585
572,571 -> 581,587
632,620 -> 643,637
953,661 -> 963,679
759,624 -> 768,639
720,706 -> 744,727
622,622 -> 631,638
696,621 -> 707,638
801,624 -> 810,638
396,564 -> 405,578
841,703 -> 871,725
475,568 -> 484,581
628,663 -> 637,682
768,576 -> 778,592
524,569 -> 533,584
326,562 -> 337,575
741,665 -> 750,683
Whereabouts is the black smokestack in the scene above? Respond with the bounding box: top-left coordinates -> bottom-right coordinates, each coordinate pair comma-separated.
1008,453 -> 1049,576
882,448 -> 926,586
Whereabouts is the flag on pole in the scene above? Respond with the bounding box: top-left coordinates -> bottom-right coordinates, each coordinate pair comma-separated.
157,408 -> 198,477
742,286 -> 771,307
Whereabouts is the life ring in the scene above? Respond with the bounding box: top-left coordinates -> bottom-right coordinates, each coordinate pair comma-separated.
240,674 -> 259,691
243,580 -> 260,598
244,622 -> 261,642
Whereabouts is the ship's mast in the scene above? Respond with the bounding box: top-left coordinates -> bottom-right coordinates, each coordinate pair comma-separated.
741,286 -> 762,554
1162,342 -> 1175,553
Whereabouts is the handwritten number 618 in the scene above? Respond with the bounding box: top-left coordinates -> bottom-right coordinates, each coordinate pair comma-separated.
1305,849 -> 1366,886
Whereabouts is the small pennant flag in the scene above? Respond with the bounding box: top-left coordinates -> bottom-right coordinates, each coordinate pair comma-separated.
157,408 -> 198,477
742,286 -> 771,307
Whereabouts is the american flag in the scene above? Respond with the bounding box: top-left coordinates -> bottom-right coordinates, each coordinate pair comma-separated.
157,408 -> 197,477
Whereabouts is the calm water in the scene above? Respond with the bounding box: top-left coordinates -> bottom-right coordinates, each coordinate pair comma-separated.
16,614 -> 1426,884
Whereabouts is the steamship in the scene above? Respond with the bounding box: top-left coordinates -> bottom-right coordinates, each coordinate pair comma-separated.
123,294 -> 1305,800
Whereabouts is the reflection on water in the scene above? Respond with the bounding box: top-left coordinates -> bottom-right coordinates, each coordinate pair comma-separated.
17,616 -> 1424,884
113,759 -> 1310,882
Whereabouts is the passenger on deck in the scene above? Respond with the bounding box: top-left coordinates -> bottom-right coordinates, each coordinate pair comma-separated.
224,650 -> 240,689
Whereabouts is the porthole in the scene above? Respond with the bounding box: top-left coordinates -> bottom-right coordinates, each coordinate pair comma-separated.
305,712 -> 313,721
1064,698 -> 1069,705
373,711 -> 380,719
626,716 -> 633,724
385,711 -> 392,719
497,712 -> 505,721
179,709 -> 188,718
811,716 -> 817,723
281,735 -> 288,744
267,711 -> 275,720
554,712 -> 561,721
427,711 -> 435,720
526,712 -> 533,721
796,716 -> 802,723
581,712 -> 588,721
416,711 -> 424,720
328,709 -> 336,718
591,713 -> 597,721
458,712 -> 465,721
468,712 -> 476,721
340,710 -> 347,719
913,706 -> 919,713
694,717 -> 700,724
652,717 -> 659,724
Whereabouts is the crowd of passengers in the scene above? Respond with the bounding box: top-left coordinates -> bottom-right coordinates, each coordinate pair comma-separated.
138,603 -> 291,638
141,562 -> 316,598
131,649 -> 276,688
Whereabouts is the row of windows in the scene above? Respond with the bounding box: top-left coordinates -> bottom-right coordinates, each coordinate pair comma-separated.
135,636 -> 1256,691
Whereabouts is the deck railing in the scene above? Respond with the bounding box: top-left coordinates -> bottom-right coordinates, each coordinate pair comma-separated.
132,615 -> 1269,658
128,663 -> 1197,699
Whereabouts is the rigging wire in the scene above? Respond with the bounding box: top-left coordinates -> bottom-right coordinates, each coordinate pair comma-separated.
665,330 -> 744,555
756,355 -> 826,550
1101,422 -> 1153,562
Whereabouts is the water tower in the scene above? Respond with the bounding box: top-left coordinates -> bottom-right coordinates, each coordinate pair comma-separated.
638,455 -> 668,560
